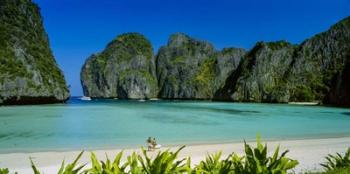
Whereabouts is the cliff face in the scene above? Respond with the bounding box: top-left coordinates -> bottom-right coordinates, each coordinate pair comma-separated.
156,33 -> 245,99
221,41 -> 296,103
81,33 -> 158,99
156,33 -> 214,99
215,17 -> 350,105
0,0 -> 69,105
324,58 -> 350,107
81,33 -> 245,100
80,17 -> 350,106
291,17 -> 350,103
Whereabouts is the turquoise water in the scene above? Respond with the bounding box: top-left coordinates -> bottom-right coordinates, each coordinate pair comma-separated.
0,98 -> 350,153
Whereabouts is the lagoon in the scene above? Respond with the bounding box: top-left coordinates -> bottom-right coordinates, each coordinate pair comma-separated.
0,98 -> 350,153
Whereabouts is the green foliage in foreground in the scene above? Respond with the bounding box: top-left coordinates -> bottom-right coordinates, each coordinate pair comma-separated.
306,167 -> 350,174
31,151 -> 85,174
195,137 -> 299,174
196,151 -> 232,173
85,151 -> 128,174
242,138 -> 298,174
0,168 -> 10,174
138,146 -> 188,174
321,167 -> 350,174
306,148 -> 350,174
1,138 -> 349,174
4,137 -> 299,174
320,148 -> 350,172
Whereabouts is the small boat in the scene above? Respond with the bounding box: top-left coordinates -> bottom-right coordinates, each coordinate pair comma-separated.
80,96 -> 92,101
138,99 -> 146,102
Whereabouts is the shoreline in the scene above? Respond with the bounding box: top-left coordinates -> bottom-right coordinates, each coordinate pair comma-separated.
288,102 -> 320,105
1,134 -> 349,154
1,137 -> 349,173
2,98 -> 348,109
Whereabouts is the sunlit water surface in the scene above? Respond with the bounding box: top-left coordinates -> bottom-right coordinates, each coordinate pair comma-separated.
0,98 -> 350,153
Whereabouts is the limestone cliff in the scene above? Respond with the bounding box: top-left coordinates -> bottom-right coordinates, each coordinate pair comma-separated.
156,33 -> 245,99
0,0 -> 69,105
80,17 -> 350,107
215,16 -> 350,105
81,33 -> 158,99
215,41 -> 295,102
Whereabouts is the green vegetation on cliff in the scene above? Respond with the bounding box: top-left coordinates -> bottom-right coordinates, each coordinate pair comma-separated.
215,17 -> 350,105
195,56 -> 217,97
0,0 -> 69,104
81,33 -> 157,99
112,33 -> 153,60
156,33 -> 245,99
0,0 -> 66,88
80,17 -> 350,106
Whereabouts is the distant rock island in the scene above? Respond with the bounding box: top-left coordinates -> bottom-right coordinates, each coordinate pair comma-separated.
0,0 -> 69,105
81,16 -> 350,107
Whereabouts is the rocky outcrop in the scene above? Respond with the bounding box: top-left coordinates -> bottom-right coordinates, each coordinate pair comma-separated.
290,17 -> 350,103
0,0 -> 69,105
82,33 -> 245,100
215,48 -> 246,94
215,16 -> 350,104
215,41 -> 296,102
81,33 -> 158,99
80,17 -> 350,106
324,58 -> 350,107
156,33 -> 245,99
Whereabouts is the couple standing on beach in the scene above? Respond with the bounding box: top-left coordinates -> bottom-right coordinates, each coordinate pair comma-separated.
147,137 -> 161,151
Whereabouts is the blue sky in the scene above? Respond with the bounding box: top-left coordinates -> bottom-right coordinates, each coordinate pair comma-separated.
34,0 -> 350,96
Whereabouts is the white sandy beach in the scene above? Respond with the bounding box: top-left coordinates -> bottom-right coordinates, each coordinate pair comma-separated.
288,102 -> 320,106
0,137 -> 349,174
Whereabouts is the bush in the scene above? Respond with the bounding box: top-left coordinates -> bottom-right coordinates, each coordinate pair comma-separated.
31,151 -> 85,174
3,143 -> 350,174
322,167 -> 350,174
242,136 -> 299,174
194,136 -> 299,174
84,151 -> 129,174
320,148 -> 350,171
195,151 -> 233,174
305,167 -> 350,174
0,168 -> 9,174
291,85 -> 315,101
138,146 -> 188,174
